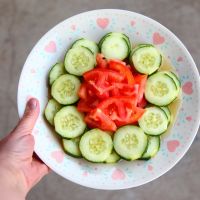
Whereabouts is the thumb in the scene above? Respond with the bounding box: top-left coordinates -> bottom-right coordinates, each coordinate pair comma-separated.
13,98 -> 40,137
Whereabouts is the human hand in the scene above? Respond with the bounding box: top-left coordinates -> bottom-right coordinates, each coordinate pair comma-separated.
0,98 -> 49,200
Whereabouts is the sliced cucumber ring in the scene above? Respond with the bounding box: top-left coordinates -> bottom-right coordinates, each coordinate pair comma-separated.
145,72 -> 179,106
79,129 -> 113,163
54,106 -> 86,138
105,150 -> 121,163
130,45 -> 162,75
162,71 -> 181,90
49,62 -> 66,85
113,125 -> 148,160
71,38 -> 99,55
141,136 -> 160,160
100,35 -> 130,60
62,137 -> 82,158
138,106 -> 168,135
64,46 -> 95,76
44,99 -> 62,125
160,106 -> 171,124
51,74 -> 80,105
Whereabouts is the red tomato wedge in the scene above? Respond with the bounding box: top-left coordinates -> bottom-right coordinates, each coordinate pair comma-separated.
83,68 -> 124,83
115,106 -> 145,126
78,83 -> 88,100
85,108 -> 117,131
137,96 -> 147,108
108,60 -> 135,84
95,97 -> 145,127
134,74 -> 147,104
77,99 -> 99,113
77,99 -> 92,113
113,83 -> 139,97
96,53 -> 108,68
78,54 -> 147,131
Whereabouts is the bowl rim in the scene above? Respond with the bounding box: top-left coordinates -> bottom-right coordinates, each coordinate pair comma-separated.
17,9 -> 200,190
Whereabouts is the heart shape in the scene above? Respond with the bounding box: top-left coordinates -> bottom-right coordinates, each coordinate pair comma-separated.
82,171 -> 88,177
111,169 -> 125,180
153,32 -> 165,45
182,81 -> 193,95
71,24 -> 76,31
96,18 -> 109,29
51,151 -> 64,163
148,165 -> 153,171
45,41 -> 56,53
130,20 -> 136,26
177,56 -> 183,62
186,116 -> 192,121
167,140 -> 180,152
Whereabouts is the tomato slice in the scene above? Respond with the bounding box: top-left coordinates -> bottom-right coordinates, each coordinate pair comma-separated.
83,68 -> 124,83
97,96 -> 137,121
77,99 -> 92,112
108,60 -> 135,84
85,108 -> 117,131
96,53 -> 108,68
115,107 -> 145,126
134,74 -> 147,104
87,81 -> 112,99
78,83 -> 88,100
137,96 -> 147,108
83,69 -> 126,99
114,83 -> 139,97
77,98 -> 100,113
96,96 -> 144,127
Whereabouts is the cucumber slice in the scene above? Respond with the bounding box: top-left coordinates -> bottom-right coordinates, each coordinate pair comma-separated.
129,44 -> 153,66
99,32 -> 131,54
130,45 -> 162,75
98,33 -> 111,48
160,106 -> 171,124
44,99 -> 62,125
62,137 -> 82,158
138,107 -> 168,135
145,72 -> 178,106
130,44 -> 153,56
64,46 -> 95,76
49,62 -> 65,85
163,71 -> 181,90
108,32 -> 131,52
79,129 -> 113,163
105,150 -> 121,163
100,35 -> 130,60
141,136 -> 160,160
51,74 -> 80,105
54,106 -> 86,138
113,125 -> 148,160
71,38 -> 99,55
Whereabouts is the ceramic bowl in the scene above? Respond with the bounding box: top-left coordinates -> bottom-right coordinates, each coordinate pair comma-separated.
17,9 -> 200,190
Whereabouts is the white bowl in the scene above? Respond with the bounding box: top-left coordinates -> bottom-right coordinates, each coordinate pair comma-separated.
17,9 -> 200,190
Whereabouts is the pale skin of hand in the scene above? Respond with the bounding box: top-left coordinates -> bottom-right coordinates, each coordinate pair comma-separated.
0,98 -> 49,200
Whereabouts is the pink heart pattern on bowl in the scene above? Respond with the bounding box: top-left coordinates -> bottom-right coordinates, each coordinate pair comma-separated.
112,169 -> 126,180
96,18 -> 109,29
182,81 -> 193,95
45,41 -> 57,53
153,32 -> 165,45
167,140 -> 180,152
51,151 -> 64,163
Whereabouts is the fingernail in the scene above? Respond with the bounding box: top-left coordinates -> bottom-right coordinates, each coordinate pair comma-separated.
28,98 -> 37,110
